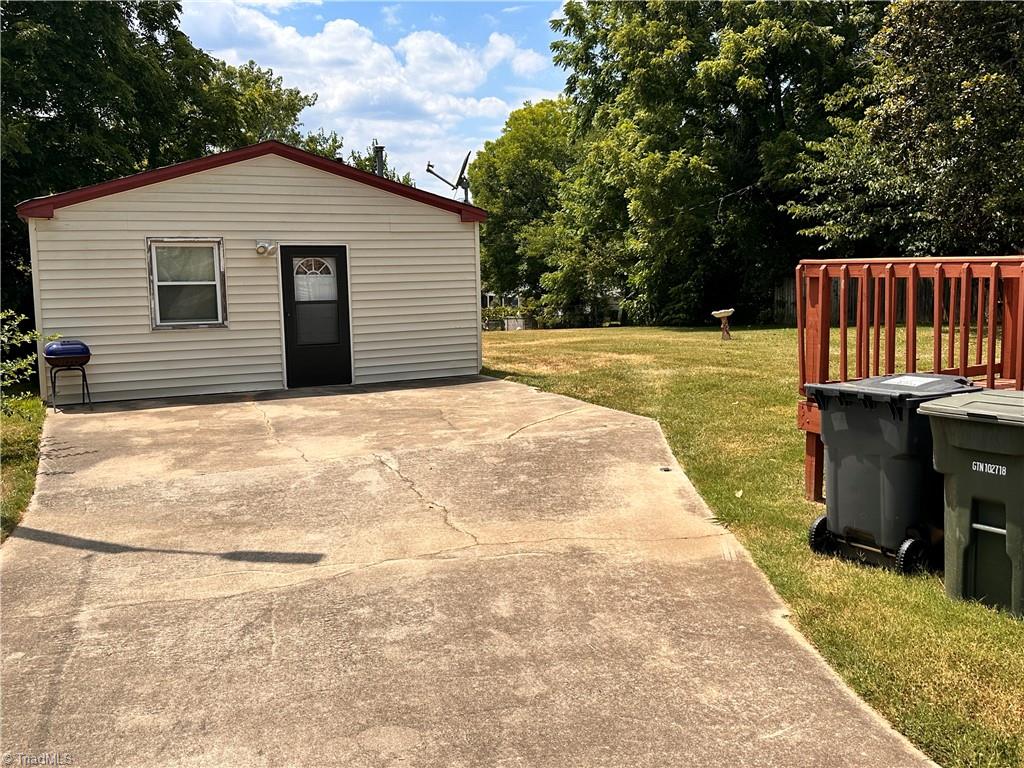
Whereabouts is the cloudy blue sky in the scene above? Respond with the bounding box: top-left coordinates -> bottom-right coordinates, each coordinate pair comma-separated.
180,1 -> 567,196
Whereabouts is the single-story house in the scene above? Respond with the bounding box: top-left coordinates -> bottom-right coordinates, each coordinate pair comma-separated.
16,141 -> 487,403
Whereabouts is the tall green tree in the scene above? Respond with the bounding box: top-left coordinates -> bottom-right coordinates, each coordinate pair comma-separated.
209,60 -> 317,147
550,0 -> 881,323
0,1 -> 341,316
790,1 -> 1024,257
469,99 -> 575,297
533,125 -> 633,325
206,61 -> 345,158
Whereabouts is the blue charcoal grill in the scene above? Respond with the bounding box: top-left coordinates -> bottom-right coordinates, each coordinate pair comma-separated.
44,339 -> 92,407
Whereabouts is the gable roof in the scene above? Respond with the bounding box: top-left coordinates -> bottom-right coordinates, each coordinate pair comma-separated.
16,140 -> 487,222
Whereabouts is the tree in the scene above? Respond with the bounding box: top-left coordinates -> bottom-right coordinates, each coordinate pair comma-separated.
550,0 -> 881,323
2,2 -> 195,311
0,2 -> 341,319
208,60 -> 316,147
790,1 -> 1024,257
205,61 -> 346,159
299,129 -> 346,160
533,125 -> 632,324
346,141 -> 415,185
469,99 -> 575,297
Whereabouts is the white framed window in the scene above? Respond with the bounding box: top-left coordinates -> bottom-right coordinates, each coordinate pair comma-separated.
148,238 -> 227,328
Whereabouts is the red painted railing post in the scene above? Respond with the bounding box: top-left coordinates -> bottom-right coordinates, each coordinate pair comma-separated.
907,264 -> 918,372
976,273 -> 986,366
987,264 -> 999,389
1011,269 -> 1024,389
933,264 -> 943,373
839,265 -> 849,381
796,265 -> 806,394
873,275 -> 882,375
948,275 -> 958,370
1000,273 -> 1012,383
858,265 -> 871,378
884,263 -> 896,374
959,263 -> 971,376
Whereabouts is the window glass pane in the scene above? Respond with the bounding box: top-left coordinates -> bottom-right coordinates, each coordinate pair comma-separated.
156,245 -> 216,282
158,285 -> 219,323
293,257 -> 337,302
296,302 -> 340,345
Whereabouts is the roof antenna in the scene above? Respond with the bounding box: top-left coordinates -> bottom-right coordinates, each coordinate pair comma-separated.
425,151 -> 471,203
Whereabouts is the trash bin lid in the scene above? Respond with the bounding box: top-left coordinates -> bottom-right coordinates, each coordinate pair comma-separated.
918,389 -> 1024,426
806,373 -> 978,405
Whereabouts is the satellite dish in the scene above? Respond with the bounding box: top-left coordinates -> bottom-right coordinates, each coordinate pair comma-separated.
456,151 -> 470,188
425,151 -> 472,203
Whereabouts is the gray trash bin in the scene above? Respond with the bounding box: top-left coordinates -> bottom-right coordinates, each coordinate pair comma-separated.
805,374 -> 979,572
919,390 -> 1024,616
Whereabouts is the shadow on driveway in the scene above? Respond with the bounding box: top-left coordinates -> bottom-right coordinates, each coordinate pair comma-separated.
11,526 -> 324,565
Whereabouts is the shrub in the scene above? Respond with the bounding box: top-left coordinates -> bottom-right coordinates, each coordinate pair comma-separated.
481,301 -> 542,323
1,310 -> 43,413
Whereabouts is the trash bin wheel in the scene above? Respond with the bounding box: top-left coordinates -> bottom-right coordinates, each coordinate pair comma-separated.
808,515 -> 834,555
895,538 -> 927,574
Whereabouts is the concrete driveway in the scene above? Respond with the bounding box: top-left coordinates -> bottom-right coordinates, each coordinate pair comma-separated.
1,376 -> 928,767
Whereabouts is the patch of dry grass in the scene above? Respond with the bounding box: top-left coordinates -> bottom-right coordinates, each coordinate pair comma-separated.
484,326 -> 1024,768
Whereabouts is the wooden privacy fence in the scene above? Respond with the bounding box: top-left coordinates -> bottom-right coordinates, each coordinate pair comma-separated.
796,256 -> 1024,501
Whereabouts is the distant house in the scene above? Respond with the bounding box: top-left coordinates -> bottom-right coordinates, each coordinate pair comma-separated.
17,141 -> 487,403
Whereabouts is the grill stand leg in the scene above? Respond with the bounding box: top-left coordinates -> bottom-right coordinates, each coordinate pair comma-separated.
49,366 -> 92,411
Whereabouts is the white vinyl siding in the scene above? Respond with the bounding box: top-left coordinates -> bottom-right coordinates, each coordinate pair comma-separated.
31,153 -> 481,403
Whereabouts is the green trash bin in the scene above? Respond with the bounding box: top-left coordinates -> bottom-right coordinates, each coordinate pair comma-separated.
919,390 -> 1024,617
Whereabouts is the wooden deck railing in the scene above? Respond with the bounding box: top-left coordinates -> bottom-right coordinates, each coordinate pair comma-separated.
796,256 -> 1024,501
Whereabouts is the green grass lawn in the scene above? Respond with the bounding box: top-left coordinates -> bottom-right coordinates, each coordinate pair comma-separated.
1,397 -> 45,541
483,327 -> 1023,768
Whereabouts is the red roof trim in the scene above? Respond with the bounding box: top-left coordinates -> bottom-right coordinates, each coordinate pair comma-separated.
16,140 -> 487,223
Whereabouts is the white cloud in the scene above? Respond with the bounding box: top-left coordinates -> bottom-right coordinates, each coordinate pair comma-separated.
380,4 -> 401,28
511,48 -> 547,76
396,31 -> 488,93
480,32 -> 545,77
180,2 -> 554,194
502,5 -> 528,12
482,32 -> 516,69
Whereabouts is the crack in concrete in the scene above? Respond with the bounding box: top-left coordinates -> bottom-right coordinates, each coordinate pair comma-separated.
35,411 -> 659,497
373,453 -> 479,545
505,407 -> 588,439
436,408 -> 459,431
249,400 -> 311,464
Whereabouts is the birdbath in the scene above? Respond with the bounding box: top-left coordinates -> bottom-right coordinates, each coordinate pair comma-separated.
711,308 -> 734,340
